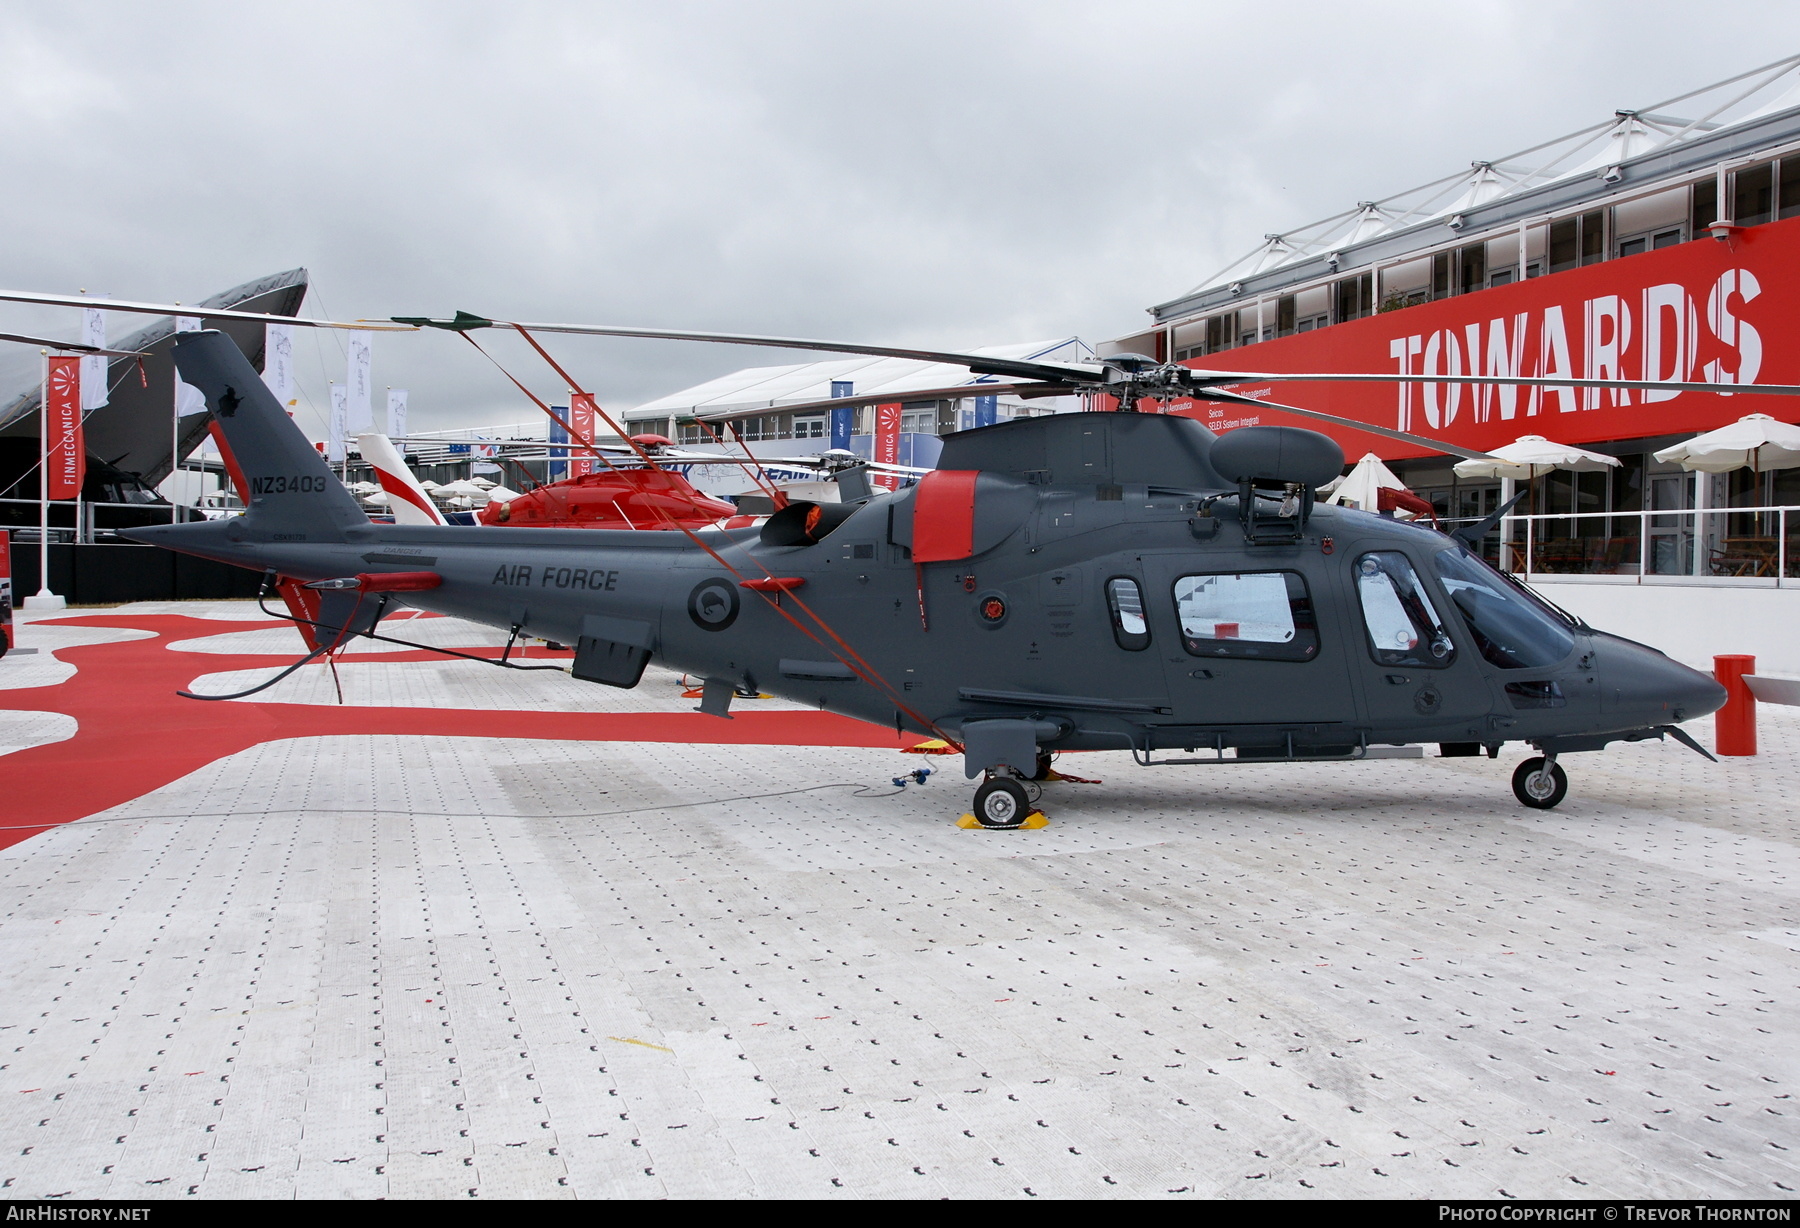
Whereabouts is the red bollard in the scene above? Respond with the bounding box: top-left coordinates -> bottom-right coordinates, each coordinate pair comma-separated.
0,529 -> 10,659
0,528 -> 11,656
1714,654 -> 1756,757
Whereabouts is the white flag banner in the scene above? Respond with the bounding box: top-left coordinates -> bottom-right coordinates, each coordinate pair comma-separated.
174,316 -> 208,417
387,388 -> 408,438
328,384 -> 348,464
81,306 -> 108,410
262,323 -> 295,407
345,331 -> 373,433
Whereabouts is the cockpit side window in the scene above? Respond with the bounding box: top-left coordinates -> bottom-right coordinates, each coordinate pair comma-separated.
1105,577 -> 1151,651
1433,547 -> 1576,669
1354,551 -> 1456,668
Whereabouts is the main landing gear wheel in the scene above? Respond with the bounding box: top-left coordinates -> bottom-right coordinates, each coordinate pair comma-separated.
972,778 -> 1030,828
1511,756 -> 1568,809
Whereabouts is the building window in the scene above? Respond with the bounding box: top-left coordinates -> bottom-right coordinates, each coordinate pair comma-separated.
1692,177 -> 1718,235
1616,227 -> 1683,258
1172,571 -> 1318,661
1548,210 -> 1605,274
1458,243 -> 1486,294
794,416 -> 825,439
1736,162 -> 1775,228
1333,273 -> 1372,323
1782,158 -> 1800,221
1276,295 -> 1297,338
1580,209 -> 1605,265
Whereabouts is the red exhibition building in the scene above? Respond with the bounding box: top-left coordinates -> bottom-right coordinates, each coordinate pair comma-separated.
1112,56 -> 1800,584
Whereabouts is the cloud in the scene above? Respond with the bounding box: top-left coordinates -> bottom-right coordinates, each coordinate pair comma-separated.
1,0 -> 1796,435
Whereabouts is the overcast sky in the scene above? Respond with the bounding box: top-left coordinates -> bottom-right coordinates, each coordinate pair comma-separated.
5,0 -> 1800,440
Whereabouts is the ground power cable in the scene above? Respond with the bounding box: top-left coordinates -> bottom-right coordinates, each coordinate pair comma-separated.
0,781 -> 916,834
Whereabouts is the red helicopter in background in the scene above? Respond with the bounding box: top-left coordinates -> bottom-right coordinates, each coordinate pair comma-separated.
477,435 -> 746,530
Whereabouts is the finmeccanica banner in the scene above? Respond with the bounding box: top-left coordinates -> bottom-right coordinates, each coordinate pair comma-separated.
1177,216 -> 1800,461
44,354 -> 83,500
875,401 -> 902,490
570,392 -> 598,477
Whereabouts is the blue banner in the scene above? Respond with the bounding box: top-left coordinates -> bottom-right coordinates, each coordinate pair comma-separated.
548,414 -> 569,481
974,395 -> 998,428
830,381 -> 854,451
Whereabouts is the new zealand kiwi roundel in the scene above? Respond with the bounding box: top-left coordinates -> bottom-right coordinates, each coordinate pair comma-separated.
688,578 -> 740,631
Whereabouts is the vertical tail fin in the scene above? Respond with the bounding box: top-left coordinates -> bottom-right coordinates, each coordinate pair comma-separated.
172,331 -> 367,538
356,432 -> 447,526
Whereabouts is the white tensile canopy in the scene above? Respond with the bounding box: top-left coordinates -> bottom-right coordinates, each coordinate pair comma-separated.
1323,452 -> 1410,510
1652,413 -> 1800,473
1452,435 -> 1620,480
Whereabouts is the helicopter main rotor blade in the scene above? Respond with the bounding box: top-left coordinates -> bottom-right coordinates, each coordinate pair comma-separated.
1187,368 -> 1800,398
688,382 -> 1071,424
1195,387 -> 1504,462
397,314 -> 1104,386
0,289 -> 416,332
0,331 -> 147,357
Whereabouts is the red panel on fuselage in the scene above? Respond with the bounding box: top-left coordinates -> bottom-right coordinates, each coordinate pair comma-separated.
911,469 -> 980,562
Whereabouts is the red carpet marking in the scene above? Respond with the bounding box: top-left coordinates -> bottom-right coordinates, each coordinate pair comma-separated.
0,613 -> 912,850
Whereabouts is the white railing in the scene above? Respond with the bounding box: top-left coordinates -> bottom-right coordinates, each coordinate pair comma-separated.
1445,504 -> 1800,587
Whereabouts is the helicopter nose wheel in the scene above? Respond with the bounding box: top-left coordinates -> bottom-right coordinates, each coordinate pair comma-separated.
972,777 -> 1031,828
1511,755 -> 1567,809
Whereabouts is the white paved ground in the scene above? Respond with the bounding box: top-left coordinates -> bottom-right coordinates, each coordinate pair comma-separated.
0,601 -> 1796,1200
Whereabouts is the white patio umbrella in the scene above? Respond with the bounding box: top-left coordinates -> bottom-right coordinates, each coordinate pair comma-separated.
1452,436 -> 1619,566
417,479 -> 444,492
360,491 -> 392,506
347,480 -> 381,495
436,479 -> 491,501
1324,452 -> 1411,511
466,476 -> 499,489
484,484 -> 525,503
1451,435 -> 1620,480
1652,413 -> 1800,473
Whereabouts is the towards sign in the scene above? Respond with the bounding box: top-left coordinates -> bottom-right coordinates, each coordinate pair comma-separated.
1184,215 -> 1800,460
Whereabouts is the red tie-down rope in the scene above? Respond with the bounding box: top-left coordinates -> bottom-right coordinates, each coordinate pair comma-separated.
460,325 -> 961,748
500,323 -> 787,506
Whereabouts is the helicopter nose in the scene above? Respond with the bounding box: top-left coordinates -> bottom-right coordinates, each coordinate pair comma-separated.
1591,633 -> 1728,724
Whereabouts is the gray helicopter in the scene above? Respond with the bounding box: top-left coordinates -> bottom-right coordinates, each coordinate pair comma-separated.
101,322 -> 1737,827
